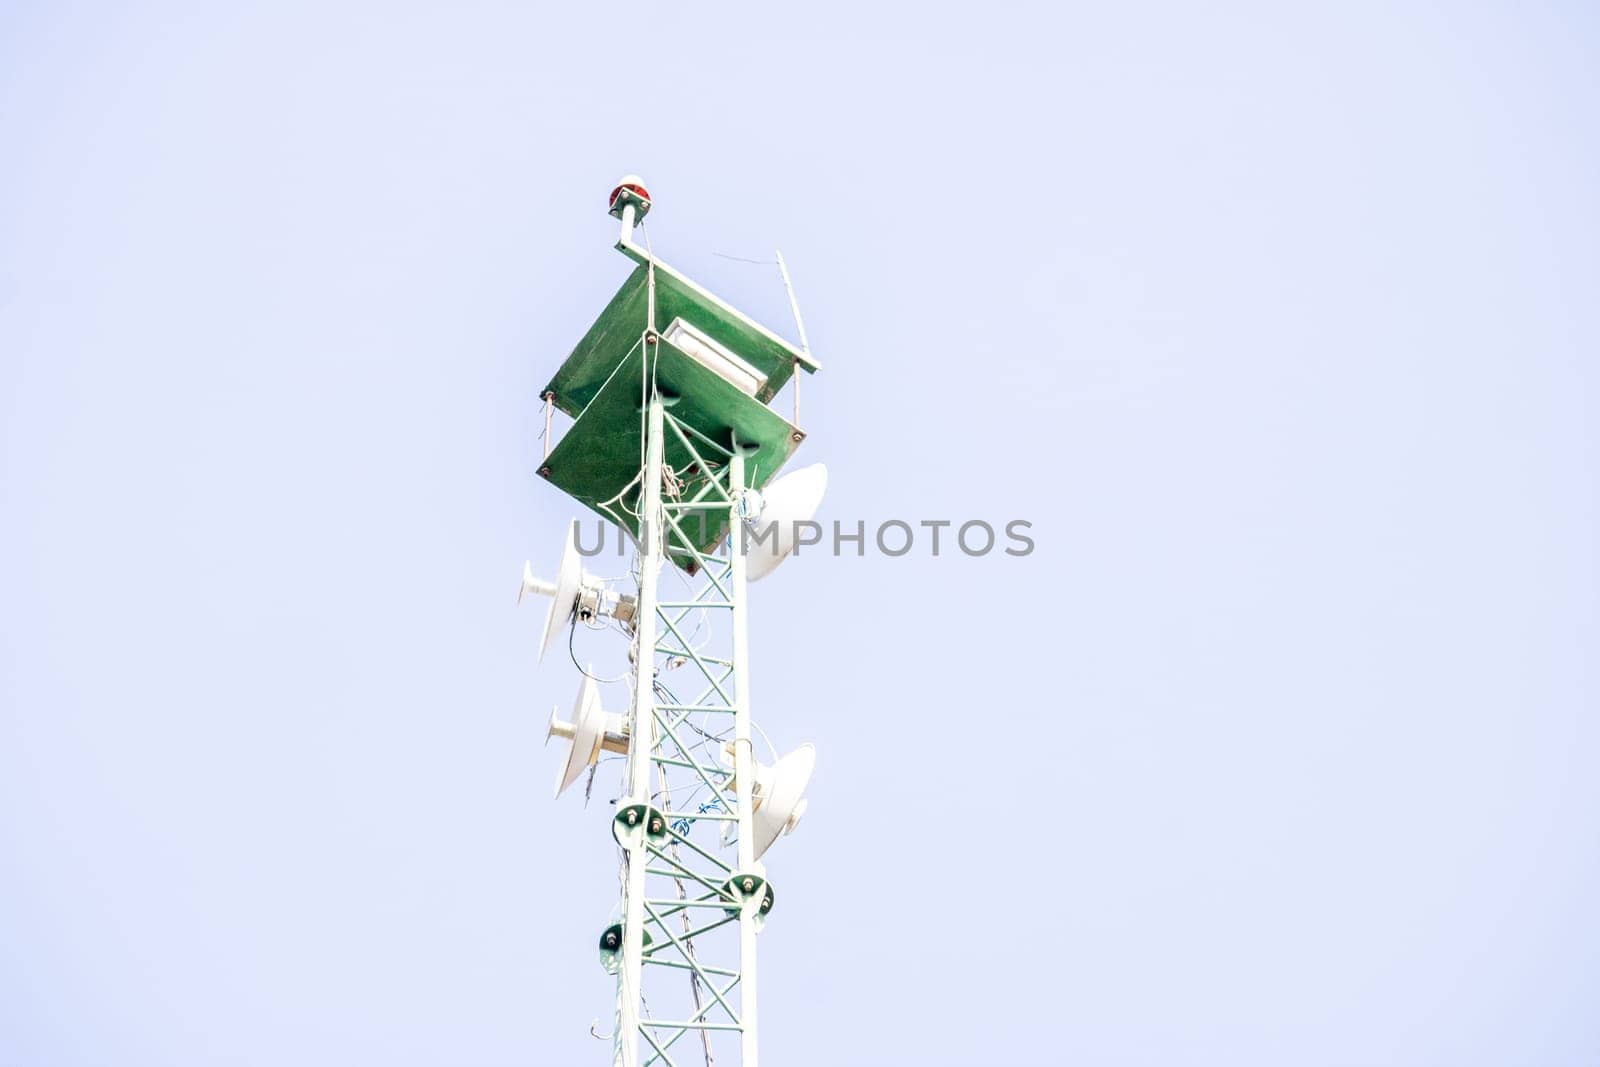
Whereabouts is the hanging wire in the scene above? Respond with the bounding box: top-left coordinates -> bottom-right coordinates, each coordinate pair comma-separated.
711,251 -> 777,266
570,616 -> 630,684
656,766 -> 718,1066
750,720 -> 781,764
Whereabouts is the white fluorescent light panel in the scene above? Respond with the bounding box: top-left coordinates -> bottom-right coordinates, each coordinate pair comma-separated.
662,317 -> 768,398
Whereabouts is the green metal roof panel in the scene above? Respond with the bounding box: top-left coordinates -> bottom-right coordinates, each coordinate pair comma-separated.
539,339 -> 803,572
544,263 -> 814,417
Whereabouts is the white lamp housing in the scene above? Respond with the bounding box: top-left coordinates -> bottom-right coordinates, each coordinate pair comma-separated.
662,317 -> 767,398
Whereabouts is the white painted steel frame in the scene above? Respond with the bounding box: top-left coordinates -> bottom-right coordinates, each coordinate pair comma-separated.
612,396 -> 764,1067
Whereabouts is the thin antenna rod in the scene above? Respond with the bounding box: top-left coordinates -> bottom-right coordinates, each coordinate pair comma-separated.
774,251 -> 809,427
541,391 -> 554,461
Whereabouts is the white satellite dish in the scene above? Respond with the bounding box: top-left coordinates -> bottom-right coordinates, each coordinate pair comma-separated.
721,742 -> 816,859
751,743 -> 815,858
520,523 -> 587,662
547,672 -> 627,798
745,464 -> 828,582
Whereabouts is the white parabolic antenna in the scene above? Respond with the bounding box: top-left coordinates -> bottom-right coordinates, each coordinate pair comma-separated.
747,463 -> 828,582
548,673 -> 607,797
520,522 -> 584,662
750,743 -> 816,859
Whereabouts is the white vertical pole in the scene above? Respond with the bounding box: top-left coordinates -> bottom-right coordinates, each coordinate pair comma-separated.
727,447 -> 759,1066
617,396 -> 665,1067
775,251 -> 808,430
774,250 -> 811,354
541,391 -> 554,462
617,202 -> 637,247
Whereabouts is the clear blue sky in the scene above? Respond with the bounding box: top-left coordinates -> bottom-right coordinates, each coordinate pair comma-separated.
2,3 -> 1597,1064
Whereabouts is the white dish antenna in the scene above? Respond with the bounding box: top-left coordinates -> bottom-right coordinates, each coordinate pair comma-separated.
746,464 -> 828,582
751,743 -> 815,858
723,742 -> 817,859
547,672 -> 626,798
520,523 -> 587,662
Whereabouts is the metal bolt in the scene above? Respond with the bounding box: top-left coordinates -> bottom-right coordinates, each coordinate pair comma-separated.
741,877 -> 755,893
791,432 -> 803,442
626,810 -> 638,825
604,933 -> 618,948
650,819 -> 663,834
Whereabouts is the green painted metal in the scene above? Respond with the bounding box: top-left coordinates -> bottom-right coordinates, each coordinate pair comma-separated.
614,803 -> 670,849
599,923 -> 652,975
539,343 -> 801,569
543,265 -> 811,417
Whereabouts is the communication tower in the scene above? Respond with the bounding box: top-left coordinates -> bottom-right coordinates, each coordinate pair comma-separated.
521,177 -> 825,1067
